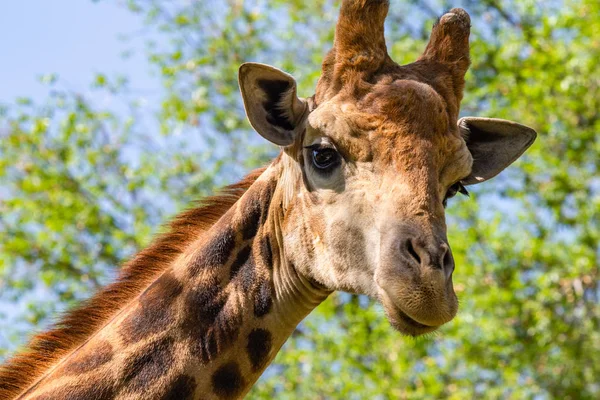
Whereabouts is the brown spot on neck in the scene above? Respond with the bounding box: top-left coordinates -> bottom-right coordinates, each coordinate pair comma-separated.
246,329 -> 273,372
121,336 -> 175,394
58,340 -> 113,376
160,374 -> 197,400
182,276 -> 233,364
211,362 -> 245,399
188,222 -> 236,276
229,244 -> 252,281
258,235 -> 274,271
253,279 -> 274,317
120,271 -> 183,344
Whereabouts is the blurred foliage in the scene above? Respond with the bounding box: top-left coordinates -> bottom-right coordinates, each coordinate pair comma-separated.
1,0 -> 599,398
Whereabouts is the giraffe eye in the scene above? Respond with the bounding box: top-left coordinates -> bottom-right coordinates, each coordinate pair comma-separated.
443,182 -> 469,207
307,144 -> 341,172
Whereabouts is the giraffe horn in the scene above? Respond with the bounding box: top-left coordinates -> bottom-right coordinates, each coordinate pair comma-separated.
419,8 -> 471,76
316,1 -> 390,102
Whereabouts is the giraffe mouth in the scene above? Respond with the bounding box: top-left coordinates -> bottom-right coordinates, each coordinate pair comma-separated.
392,307 -> 439,336
383,305 -> 441,337
377,288 -> 442,336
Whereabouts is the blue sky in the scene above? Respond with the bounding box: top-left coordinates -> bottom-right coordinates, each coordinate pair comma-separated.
0,0 -> 158,102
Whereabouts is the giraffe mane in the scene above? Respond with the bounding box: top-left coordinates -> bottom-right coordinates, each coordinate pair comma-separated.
0,166 -> 267,399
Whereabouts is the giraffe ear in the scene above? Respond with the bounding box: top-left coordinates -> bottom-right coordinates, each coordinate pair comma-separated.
459,117 -> 537,185
239,63 -> 308,147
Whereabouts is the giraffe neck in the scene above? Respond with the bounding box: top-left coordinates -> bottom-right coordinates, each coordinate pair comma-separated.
19,162 -> 329,400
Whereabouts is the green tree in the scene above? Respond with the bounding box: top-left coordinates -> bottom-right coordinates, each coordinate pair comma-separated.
1,1 -> 598,398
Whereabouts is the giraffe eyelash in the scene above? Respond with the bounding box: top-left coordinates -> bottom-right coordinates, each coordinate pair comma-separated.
443,181 -> 469,207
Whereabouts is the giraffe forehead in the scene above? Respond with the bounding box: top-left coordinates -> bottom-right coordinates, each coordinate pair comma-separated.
361,79 -> 452,147
306,101 -> 374,162
307,79 -> 459,166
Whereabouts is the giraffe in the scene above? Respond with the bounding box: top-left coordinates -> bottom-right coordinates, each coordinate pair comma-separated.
0,1 -> 537,399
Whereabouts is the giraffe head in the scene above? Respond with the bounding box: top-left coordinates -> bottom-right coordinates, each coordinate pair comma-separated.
239,1 -> 536,336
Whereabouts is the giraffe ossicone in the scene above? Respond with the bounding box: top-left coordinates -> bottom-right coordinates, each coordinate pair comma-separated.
1,1 -> 536,399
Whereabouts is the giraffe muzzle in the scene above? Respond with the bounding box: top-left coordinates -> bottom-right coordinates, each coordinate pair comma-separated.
375,223 -> 458,336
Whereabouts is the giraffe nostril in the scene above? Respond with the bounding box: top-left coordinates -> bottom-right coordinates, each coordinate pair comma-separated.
442,245 -> 455,278
405,239 -> 421,266
441,246 -> 449,265
399,234 -> 454,278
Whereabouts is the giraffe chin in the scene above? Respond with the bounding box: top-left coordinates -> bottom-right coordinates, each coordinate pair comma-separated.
385,303 -> 441,337
378,290 -> 445,337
